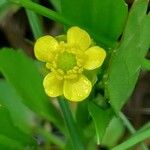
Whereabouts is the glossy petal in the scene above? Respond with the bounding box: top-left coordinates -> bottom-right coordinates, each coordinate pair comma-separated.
43,73 -> 63,97
67,26 -> 91,51
63,75 -> 92,101
34,35 -> 58,62
84,46 -> 106,70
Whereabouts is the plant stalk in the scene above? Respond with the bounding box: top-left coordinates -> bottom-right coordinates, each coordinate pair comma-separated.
119,112 -> 149,150
26,8 -> 44,39
58,97 -> 84,150
10,0 -> 71,26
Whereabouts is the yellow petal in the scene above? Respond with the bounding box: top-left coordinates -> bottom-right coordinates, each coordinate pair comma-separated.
43,73 -> 63,97
84,46 -> 106,70
67,26 -> 91,51
63,75 -> 92,101
34,35 -> 58,62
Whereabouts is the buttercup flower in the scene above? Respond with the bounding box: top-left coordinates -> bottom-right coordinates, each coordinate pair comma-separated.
34,26 -> 106,101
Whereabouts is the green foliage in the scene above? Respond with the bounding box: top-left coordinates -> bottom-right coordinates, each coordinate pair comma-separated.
0,48 -> 64,131
102,117 -> 125,148
88,102 -> 114,144
26,9 -> 44,39
112,123 -> 150,150
106,0 -> 150,112
61,0 -> 128,48
0,134 -> 24,150
0,106 -> 36,148
0,80 -> 35,134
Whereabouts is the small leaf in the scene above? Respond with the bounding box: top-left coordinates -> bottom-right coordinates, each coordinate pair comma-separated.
88,102 -> 114,144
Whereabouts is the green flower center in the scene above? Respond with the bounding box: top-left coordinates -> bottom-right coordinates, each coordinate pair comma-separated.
57,52 -> 77,71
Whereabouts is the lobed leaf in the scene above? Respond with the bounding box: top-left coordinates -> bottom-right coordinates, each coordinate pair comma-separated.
106,0 -> 150,112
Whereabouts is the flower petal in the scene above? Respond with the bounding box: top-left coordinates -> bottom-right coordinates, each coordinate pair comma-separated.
67,26 -> 91,51
34,35 -> 58,62
84,46 -> 106,70
43,73 -> 63,97
63,75 -> 92,101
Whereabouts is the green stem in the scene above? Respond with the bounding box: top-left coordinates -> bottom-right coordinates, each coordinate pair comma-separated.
119,112 -> 135,134
25,0 -> 44,39
24,0 -> 66,136
48,0 -> 61,12
119,112 -> 148,150
26,8 -> 44,39
10,0 -> 71,26
58,97 -> 84,150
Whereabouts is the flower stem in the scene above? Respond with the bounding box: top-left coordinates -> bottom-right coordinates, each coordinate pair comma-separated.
26,8 -> 44,39
119,112 -> 149,150
10,0 -> 71,26
58,97 -> 84,150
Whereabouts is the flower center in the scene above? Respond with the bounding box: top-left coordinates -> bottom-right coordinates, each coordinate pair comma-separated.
57,52 -> 77,71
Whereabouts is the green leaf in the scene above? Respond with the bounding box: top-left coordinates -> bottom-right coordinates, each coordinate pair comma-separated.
0,79 -> 35,134
0,106 -> 36,147
61,0 -> 128,48
88,102 -> 114,144
112,124 -> 150,150
106,0 -> 150,112
0,48 -> 64,131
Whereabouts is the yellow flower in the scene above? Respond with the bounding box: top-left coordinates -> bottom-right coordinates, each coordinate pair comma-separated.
34,26 -> 106,101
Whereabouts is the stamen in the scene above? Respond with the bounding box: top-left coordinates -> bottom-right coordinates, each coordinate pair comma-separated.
57,52 -> 77,71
